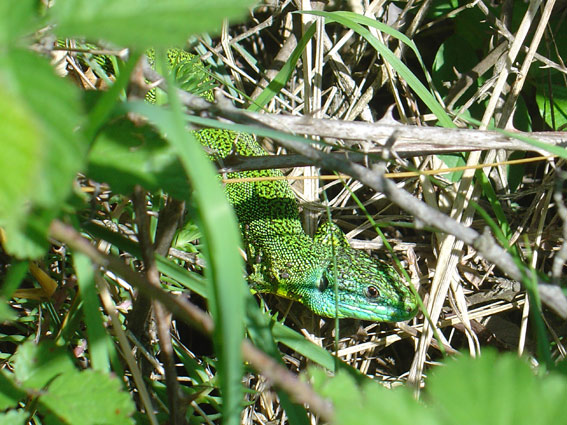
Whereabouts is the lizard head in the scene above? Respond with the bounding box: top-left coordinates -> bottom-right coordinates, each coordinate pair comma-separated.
305,247 -> 419,321
300,222 -> 418,322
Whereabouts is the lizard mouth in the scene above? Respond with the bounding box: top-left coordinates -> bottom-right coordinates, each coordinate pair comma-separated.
312,291 -> 419,322
334,302 -> 418,322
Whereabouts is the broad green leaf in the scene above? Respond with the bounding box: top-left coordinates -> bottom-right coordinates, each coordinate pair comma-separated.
0,300 -> 16,323
310,368 -> 363,424
0,0 -> 38,46
350,378 -> 435,425
310,367 -> 437,425
0,260 -> 28,299
0,372 -> 26,411
429,0 -> 459,18
453,5 -> 490,50
40,370 -> 134,425
427,351 -> 567,425
0,82 -> 41,238
51,0 -> 255,49
0,48 -> 85,258
536,84 -> 567,130
87,118 -> 189,199
2,209 -> 57,259
3,49 -> 85,207
313,352 -> 567,425
13,340 -> 76,390
0,410 -> 28,425
432,35 -> 478,99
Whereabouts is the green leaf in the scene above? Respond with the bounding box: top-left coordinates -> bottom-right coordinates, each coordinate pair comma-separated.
313,352 -> 567,425
51,0 -> 254,49
0,410 -> 28,425
507,151 -> 528,192
173,221 -> 201,252
0,0 -> 38,46
536,84 -> 567,130
87,118 -> 190,200
453,5 -> 490,50
310,367 -> 437,425
40,370 -> 134,425
0,48 -> 85,258
0,372 -> 26,411
0,300 -> 16,323
432,35 -> 478,99
0,260 -> 28,299
0,76 -> 42,249
427,350 -> 567,425
83,53 -> 143,143
74,253 -> 112,372
3,49 -> 85,207
13,340 -> 76,390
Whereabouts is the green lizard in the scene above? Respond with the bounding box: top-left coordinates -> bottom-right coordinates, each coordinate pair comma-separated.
160,50 -> 418,322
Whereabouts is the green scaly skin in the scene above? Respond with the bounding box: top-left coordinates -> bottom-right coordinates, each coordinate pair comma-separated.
163,50 -> 418,321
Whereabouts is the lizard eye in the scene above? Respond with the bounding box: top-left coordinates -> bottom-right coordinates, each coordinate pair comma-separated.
319,274 -> 329,292
366,285 -> 380,299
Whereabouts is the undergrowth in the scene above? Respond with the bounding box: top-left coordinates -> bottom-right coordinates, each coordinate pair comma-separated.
2,0 -> 567,424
